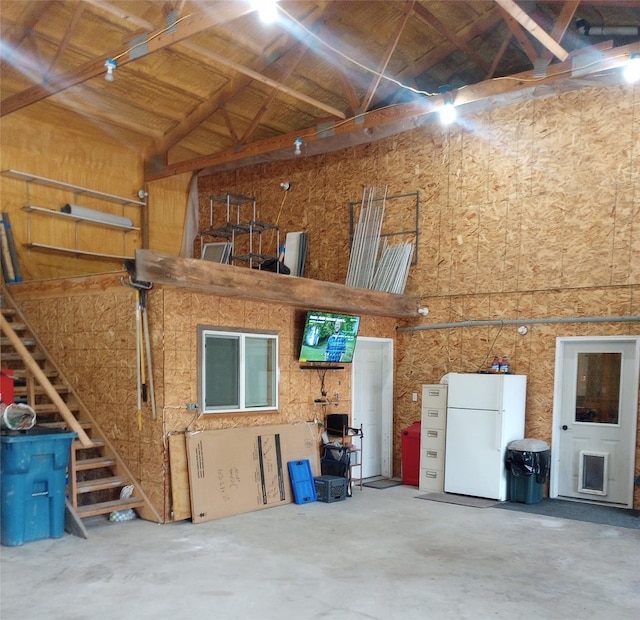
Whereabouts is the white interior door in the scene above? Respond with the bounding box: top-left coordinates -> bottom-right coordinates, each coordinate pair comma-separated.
551,337 -> 639,508
352,338 -> 393,479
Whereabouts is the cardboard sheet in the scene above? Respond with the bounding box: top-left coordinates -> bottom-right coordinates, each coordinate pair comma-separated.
186,423 -> 320,523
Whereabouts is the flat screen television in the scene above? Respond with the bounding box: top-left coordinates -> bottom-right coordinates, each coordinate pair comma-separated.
299,311 -> 361,364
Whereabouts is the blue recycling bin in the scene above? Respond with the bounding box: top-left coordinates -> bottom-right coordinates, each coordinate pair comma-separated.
1,428 -> 76,546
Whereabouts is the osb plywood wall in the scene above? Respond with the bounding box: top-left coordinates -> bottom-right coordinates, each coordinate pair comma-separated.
9,276 -> 395,520
197,85 -> 640,496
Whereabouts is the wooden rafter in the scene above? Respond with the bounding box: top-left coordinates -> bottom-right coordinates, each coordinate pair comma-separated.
539,1 -> 580,62
144,40 -> 640,181
361,0 -> 415,112
377,5 -> 504,100
240,41 -> 311,143
45,3 -> 86,79
413,2 -> 492,75
486,33 -> 512,79
498,5 -> 540,64
0,3 -> 255,117
494,0 -> 569,61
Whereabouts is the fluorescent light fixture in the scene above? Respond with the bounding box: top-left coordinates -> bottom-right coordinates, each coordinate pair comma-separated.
623,53 -> 640,84
256,0 -> 278,24
104,58 -> 117,82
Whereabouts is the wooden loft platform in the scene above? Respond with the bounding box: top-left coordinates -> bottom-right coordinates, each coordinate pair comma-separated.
135,250 -> 420,318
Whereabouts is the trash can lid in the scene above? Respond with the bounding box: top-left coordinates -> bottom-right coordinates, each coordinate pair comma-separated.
507,438 -> 549,452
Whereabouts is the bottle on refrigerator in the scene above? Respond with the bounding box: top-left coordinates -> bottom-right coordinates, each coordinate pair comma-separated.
490,356 -> 500,373
499,355 -> 510,373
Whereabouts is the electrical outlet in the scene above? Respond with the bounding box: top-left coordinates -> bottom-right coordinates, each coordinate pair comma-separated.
412,392 -> 418,402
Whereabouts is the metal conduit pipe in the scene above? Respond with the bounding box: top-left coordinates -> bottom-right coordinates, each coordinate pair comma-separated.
398,315 -> 640,333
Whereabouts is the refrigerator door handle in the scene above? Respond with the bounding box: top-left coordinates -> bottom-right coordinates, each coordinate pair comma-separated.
495,410 -> 503,451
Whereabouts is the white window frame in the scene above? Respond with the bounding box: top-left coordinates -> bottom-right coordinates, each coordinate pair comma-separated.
198,326 -> 279,414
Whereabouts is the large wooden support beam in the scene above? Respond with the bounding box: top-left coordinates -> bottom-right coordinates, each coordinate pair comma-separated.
135,250 -> 421,318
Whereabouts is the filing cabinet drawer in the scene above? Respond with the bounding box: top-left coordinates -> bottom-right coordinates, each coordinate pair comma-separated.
420,446 -> 445,470
418,467 -> 444,492
421,407 -> 446,430
421,384 -> 447,409
421,427 -> 445,451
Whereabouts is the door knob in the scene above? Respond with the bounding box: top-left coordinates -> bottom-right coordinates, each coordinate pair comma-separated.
562,425 -> 568,430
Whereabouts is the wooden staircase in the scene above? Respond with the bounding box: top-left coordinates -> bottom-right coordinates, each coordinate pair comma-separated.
0,288 -> 161,527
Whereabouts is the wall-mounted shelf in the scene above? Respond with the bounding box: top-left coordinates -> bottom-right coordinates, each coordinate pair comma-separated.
1,170 -> 146,207
24,206 -> 140,232
2,169 -> 144,262
25,243 -> 132,261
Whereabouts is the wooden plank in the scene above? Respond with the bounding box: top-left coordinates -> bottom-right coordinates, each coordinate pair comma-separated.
135,249 -> 420,318
145,41 -> 640,181
169,433 -> 192,521
1,4 -> 255,117
495,0 -> 569,61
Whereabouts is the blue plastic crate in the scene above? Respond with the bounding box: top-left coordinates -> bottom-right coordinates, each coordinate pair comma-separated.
1,429 -> 76,546
287,459 -> 317,504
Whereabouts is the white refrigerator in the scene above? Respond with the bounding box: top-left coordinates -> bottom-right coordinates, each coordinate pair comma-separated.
444,373 -> 527,500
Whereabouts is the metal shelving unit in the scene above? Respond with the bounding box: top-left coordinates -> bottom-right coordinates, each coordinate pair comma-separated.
200,193 -> 279,269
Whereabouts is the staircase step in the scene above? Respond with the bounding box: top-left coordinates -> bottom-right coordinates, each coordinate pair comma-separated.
1,352 -> 46,361
76,496 -> 145,519
11,368 -> 59,380
0,336 -> 36,346
74,438 -> 104,450
76,476 -> 130,494
0,308 -> 17,317
75,456 -> 117,471
13,384 -> 70,396
38,420 -> 91,431
32,403 -> 79,415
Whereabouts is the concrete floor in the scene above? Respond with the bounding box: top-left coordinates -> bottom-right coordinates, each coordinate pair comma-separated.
2,485 -> 639,620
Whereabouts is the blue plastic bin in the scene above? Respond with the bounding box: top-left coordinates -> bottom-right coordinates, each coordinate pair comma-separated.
1,429 -> 76,546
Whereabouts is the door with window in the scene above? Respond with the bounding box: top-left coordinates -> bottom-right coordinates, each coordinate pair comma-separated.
553,337 -> 639,507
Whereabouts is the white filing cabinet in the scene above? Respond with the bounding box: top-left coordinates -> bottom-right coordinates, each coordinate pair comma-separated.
419,383 -> 448,492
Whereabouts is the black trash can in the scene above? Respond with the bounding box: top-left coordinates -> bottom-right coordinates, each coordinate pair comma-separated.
505,439 -> 550,504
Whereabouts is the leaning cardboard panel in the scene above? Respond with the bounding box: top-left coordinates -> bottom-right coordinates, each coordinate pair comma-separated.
186,423 -> 319,523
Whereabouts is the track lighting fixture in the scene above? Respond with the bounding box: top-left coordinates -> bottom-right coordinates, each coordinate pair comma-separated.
104,58 -> 117,82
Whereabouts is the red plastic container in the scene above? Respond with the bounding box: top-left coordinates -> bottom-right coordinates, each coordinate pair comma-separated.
401,421 -> 421,486
0,369 -> 14,405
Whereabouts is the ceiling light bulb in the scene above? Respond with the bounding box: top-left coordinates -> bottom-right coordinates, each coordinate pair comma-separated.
439,102 -> 456,125
623,53 -> 640,84
105,58 -> 117,82
294,138 -> 303,156
257,0 -> 278,24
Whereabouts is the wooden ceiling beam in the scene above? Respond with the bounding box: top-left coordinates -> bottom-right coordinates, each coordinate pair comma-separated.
45,3 -> 86,79
0,3 -> 255,117
539,1 -> 580,63
379,5 -> 504,100
135,250 -> 421,318
240,41 -> 310,143
361,0 -> 415,112
494,0 -> 569,61
413,3 -> 492,75
145,40 -> 640,181
498,6 -> 540,64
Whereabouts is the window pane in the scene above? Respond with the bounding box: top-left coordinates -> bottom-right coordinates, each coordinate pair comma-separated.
574,352 -> 621,424
205,335 -> 239,408
245,337 -> 276,408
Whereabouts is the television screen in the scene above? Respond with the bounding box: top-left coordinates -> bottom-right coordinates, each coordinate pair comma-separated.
299,311 -> 361,364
